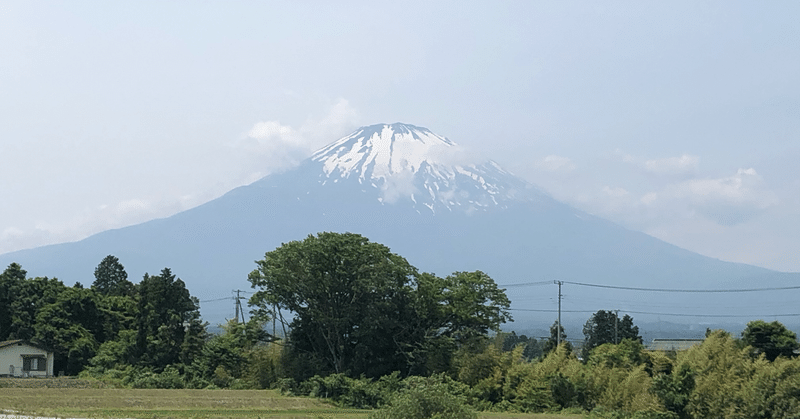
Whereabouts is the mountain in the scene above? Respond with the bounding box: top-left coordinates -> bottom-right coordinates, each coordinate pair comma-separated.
2,123 -> 798,332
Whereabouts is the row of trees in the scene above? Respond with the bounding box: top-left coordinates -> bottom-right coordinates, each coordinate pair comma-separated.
2,232 -> 799,418
0,257 -> 204,376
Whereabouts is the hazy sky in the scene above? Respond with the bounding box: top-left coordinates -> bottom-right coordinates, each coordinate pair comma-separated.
2,1 -> 799,272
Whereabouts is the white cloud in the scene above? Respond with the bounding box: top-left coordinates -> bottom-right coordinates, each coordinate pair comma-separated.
247,121 -> 299,145
619,152 -> 699,176
238,98 -> 361,175
536,155 -> 575,172
644,154 -> 699,175
669,167 -> 778,225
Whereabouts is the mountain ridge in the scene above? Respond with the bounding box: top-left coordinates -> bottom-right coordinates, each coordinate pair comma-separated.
1,123 -> 796,329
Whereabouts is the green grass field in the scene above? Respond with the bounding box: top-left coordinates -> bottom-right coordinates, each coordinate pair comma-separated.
0,380 -> 585,419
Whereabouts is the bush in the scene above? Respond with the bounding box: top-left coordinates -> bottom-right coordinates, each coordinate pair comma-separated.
370,380 -> 477,419
297,373 -> 392,409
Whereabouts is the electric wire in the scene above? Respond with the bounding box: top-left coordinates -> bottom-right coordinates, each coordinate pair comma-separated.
559,281 -> 800,293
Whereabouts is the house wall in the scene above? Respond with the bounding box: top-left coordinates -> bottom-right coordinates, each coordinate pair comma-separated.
0,343 -> 53,377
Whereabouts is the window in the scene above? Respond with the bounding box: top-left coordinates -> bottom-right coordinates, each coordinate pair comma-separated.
22,356 -> 46,372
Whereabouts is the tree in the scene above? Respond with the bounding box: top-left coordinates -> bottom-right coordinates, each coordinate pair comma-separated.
741,320 -> 799,361
92,255 -> 134,297
582,310 -> 641,359
0,263 -> 27,340
135,268 -> 206,370
248,232 -> 512,379
33,287 -> 105,374
248,232 -> 419,378
543,320 -> 570,355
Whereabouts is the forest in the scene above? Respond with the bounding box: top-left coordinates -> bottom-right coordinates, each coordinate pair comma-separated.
1,232 -> 799,419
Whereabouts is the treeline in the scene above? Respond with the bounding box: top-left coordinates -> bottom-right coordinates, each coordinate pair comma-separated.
2,232 -> 799,419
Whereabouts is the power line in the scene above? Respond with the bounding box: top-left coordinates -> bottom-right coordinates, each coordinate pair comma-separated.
509,308 -> 800,318
511,308 -> 595,313
622,309 -> 800,319
560,281 -> 800,293
199,297 -> 231,303
503,281 -> 553,288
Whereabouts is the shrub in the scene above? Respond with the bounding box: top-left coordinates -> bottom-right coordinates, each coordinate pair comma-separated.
370,379 -> 477,419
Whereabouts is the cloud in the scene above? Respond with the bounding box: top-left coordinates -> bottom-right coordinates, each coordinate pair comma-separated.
380,169 -> 418,204
247,121 -> 300,145
620,152 -> 699,176
644,154 -> 699,175
670,168 -> 779,225
238,98 -> 361,176
536,155 -> 576,172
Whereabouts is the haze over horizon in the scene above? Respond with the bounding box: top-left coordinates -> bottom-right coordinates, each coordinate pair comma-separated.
2,1 -> 799,272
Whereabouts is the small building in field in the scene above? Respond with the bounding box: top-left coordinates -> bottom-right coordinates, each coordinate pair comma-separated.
647,338 -> 704,352
0,340 -> 54,377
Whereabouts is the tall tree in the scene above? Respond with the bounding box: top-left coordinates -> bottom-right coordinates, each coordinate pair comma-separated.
582,310 -> 641,359
248,232 -> 418,378
248,232 -> 512,379
544,320 -> 570,355
741,320 -> 799,361
34,287 -> 104,374
0,263 -> 27,340
135,268 -> 205,370
92,255 -> 133,297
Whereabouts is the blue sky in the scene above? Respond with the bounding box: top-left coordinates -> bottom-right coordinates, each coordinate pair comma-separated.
1,1 -> 799,271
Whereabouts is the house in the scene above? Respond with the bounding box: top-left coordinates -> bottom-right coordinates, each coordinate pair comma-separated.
647,338 -> 704,352
0,340 -> 54,377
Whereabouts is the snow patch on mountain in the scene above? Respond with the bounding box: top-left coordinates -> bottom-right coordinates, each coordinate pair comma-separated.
310,123 -> 541,214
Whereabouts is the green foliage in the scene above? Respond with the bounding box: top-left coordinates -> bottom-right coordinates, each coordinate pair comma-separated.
500,331 -> 543,360
543,321 -> 569,355
248,232 -> 511,380
742,320 -> 799,362
0,263 -> 27,340
92,255 -> 134,297
588,339 -> 651,371
735,356 -> 800,419
242,342 -> 284,389
583,310 -> 642,360
135,268 -> 206,371
370,375 -> 477,419
677,330 -> 752,418
129,365 -> 186,389
651,363 -> 694,419
248,232 -> 419,378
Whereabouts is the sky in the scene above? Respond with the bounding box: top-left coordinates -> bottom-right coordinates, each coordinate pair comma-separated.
1,1 -> 799,272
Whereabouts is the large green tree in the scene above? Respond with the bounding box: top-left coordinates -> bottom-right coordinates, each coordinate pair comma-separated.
249,232 -> 419,378
248,232 -> 512,379
582,310 -> 641,359
92,255 -> 134,297
135,268 -> 206,371
741,320 -> 799,361
0,263 -> 27,340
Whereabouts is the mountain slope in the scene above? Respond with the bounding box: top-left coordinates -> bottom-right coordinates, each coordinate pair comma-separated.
2,123 -> 796,329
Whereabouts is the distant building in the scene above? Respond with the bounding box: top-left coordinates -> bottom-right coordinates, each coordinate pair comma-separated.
0,340 -> 54,377
647,338 -> 704,352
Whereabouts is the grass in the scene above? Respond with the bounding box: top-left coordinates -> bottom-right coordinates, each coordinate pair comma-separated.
0,380 -> 585,419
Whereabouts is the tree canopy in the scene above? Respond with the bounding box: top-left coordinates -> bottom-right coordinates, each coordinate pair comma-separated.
248,232 -> 512,379
582,310 -> 641,360
742,320 -> 799,361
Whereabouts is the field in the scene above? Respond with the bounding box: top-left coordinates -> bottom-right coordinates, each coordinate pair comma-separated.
0,379 -> 584,419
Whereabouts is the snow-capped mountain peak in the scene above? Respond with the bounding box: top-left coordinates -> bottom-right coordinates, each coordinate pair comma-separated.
310,123 -> 539,214
312,123 -> 457,182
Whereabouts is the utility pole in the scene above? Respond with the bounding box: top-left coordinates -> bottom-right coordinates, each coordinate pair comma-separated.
234,290 -> 247,323
614,309 -> 619,344
555,280 -> 563,347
